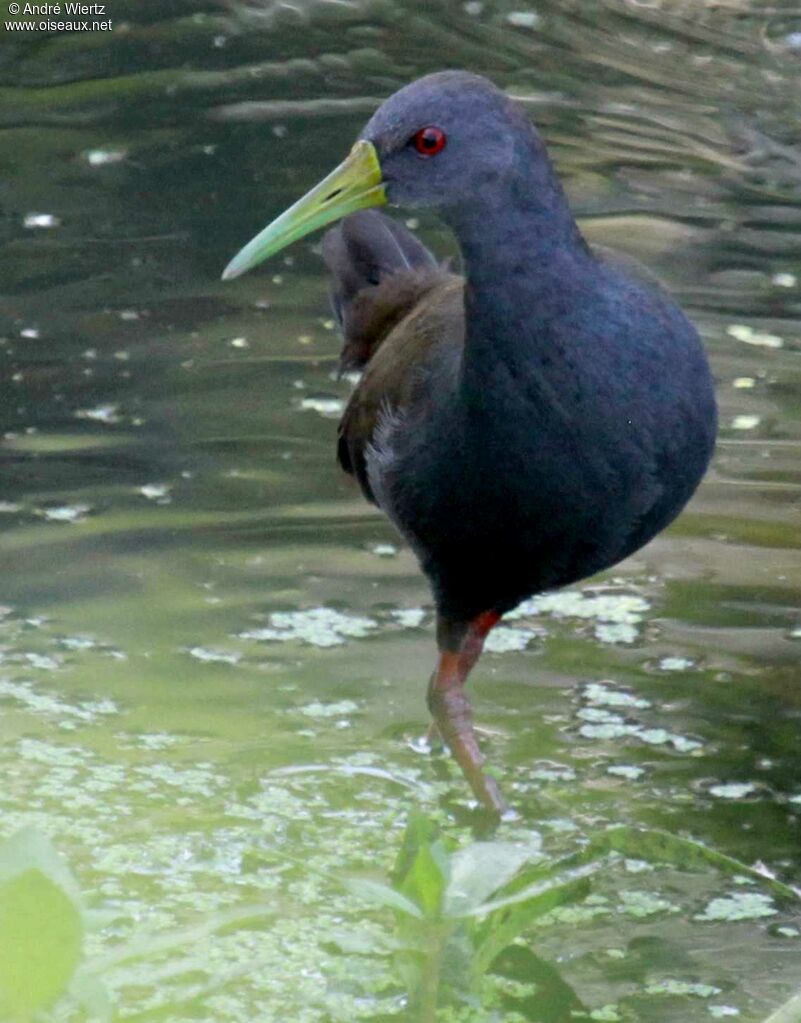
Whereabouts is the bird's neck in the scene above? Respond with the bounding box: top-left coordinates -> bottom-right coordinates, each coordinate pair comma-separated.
442,134 -> 591,379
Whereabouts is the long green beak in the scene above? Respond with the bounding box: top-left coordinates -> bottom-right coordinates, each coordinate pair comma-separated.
221,140 -> 386,280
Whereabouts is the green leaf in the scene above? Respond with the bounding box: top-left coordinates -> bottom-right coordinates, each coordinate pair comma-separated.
400,840 -> 449,919
602,827 -> 800,903
761,988 -> 801,1023
444,842 -> 540,918
343,878 -> 424,919
0,830 -> 84,1018
473,876 -> 593,976
486,945 -> 586,1020
463,862 -> 600,918
391,811 -> 441,887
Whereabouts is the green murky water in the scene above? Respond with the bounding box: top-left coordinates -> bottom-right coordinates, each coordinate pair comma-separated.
2,1 -> 801,1019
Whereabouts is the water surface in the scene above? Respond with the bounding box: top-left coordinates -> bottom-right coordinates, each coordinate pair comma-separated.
2,2 -> 801,1020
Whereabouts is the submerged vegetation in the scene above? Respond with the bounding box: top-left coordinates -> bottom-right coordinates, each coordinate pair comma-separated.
3,816 -> 799,1022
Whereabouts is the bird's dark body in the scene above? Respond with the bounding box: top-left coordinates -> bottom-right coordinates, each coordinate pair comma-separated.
227,68 -> 717,810
328,210 -> 716,625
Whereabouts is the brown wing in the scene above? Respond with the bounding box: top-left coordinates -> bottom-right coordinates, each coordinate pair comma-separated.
321,210 -> 443,374
337,274 -> 464,504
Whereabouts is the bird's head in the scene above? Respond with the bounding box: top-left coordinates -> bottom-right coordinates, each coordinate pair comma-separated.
222,71 -> 527,280
360,71 -> 520,210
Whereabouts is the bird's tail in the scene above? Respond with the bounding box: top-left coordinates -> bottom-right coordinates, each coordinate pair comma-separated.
321,210 -> 446,373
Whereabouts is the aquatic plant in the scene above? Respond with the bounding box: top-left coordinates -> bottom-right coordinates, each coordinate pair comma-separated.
339,814 -> 800,1021
0,828 -> 271,1022
1,821 -> 797,1022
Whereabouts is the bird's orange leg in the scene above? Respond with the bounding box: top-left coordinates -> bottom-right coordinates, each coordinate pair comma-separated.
458,610 -> 501,678
425,611 -> 500,743
426,611 -> 506,815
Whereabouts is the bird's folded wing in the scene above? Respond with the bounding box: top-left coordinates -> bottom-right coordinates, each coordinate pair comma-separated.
337,274 -> 464,504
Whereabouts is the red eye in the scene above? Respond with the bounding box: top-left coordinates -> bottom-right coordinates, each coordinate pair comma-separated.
413,126 -> 447,157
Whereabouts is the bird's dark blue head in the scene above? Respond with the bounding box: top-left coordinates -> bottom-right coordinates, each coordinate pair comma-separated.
359,71 -> 534,211
221,70 -> 549,279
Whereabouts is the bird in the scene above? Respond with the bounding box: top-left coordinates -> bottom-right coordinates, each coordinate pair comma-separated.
222,70 -> 717,816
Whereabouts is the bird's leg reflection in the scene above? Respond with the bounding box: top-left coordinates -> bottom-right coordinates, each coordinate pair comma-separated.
426,612 -> 507,815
